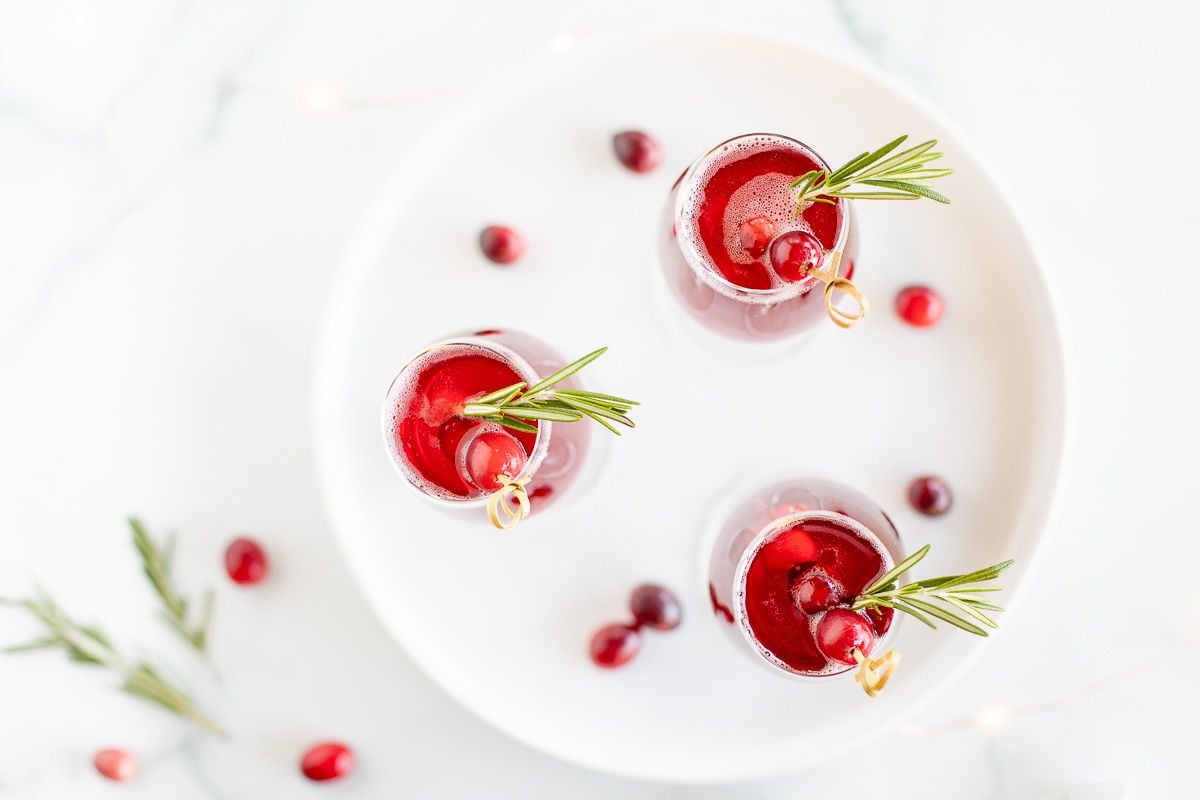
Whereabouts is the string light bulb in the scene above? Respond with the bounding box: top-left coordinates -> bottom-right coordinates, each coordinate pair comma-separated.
300,80 -> 347,115
972,704 -> 1013,731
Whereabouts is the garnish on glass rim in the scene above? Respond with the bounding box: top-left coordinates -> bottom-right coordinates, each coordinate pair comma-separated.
0,587 -> 227,736
461,346 -> 637,529
786,135 -> 954,331
792,135 -> 953,209
845,544 -> 1013,697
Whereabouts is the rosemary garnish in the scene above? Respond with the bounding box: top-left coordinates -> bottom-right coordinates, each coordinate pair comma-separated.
130,517 -> 214,657
461,347 -> 638,436
1,588 -> 226,736
851,545 -> 1014,637
792,135 -> 953,208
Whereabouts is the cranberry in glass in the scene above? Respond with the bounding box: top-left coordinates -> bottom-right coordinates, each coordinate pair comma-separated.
760,524 -> 817,571
300,742 -> 355,782
629,584 -> 682,631
895,285 -> 944,327
815,608 -> 877,665
612,130 -> 662,173
479,225 -> 525,264
94,748 -> 137,782
463,429 -> 526,492
224,537 -> 268,585
768,230 -> 824,283
737,216 -> 776,259
908,475 -> 953,516
589,623 -> 641,668
792,573 -> 843,614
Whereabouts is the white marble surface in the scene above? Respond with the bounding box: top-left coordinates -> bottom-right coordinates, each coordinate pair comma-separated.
1,1 -> 1197,797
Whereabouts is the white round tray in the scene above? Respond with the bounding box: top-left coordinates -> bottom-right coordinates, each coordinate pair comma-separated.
313,30 -> 1065,783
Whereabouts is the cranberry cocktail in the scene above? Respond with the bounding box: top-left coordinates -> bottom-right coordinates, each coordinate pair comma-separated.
708,478 -> 1016,693
659,134 -> 861,341
708,479 -> 903,677
382,330 -> 591,522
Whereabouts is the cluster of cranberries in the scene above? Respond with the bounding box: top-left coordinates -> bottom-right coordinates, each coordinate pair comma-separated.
589,584 -> 682,668
736,215 -> 827,285
787,570 -> 882,666
93,537 -> 355,785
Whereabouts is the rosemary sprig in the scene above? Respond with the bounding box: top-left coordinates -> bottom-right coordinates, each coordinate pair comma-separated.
0,588 -> 226,736
130,517 -> 214,656
461,347 -> 639,436
792,135 -> 953,208
851,544 -> 1014,637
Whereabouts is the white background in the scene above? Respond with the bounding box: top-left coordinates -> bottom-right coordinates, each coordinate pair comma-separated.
1,1 -> 1197,798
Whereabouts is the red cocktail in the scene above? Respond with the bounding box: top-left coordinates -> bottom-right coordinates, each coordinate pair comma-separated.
382,330 -> 591,522
708,479 -> 904,678
659,134 -> 862,341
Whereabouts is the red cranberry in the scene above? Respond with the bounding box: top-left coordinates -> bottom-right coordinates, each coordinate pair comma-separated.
94,748 -> 137,782
589,623 -> 641,668
629,584 -> 682,631
768,230 -> 824,282
792,574 -> 843,614
479,225 -> 524,264
895,285 -> 943,327
300,742 -> 355,782
611,130 -> 662,173
762,526 -> 817,571
737,216 -> 776,259
816,608 -> 877,666
463,429 -> 526,492
864,605 -> 895,637
224,537 -> 268,585
908,475 -> 953,516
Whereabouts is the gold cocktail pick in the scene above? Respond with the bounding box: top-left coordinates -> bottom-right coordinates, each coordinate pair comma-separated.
853,647 -> 901,697
486,474 -> 531,530
808,251 -> 868,330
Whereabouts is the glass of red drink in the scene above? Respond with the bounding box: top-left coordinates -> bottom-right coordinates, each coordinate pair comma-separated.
708,478 -> 904,679
659,134 -> 863,341
381,329 -> 591,524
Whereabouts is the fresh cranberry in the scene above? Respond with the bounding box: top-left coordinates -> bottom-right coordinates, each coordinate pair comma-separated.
768,230 -> 824,282
815,608 -> 877,666
908,475 -> 953,516
94,748 -> 137,782
589,623 -> 641,668
479,225 -> 524,264
864,605 -> 895,636
761,526 -> 817,571
737,216 -> 776,259
792,574 -> 843,614
612,130 -> 662,173
300,742 -> 355,782
224,538 -> 268,585
895,285 -> 943,327
463,429 -> 526,492
629,584 -> 682,631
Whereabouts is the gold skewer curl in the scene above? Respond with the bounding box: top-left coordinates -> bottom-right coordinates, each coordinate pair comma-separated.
853,647 -> 900,697
808,252 -> 868,330
486,474 -> 531,530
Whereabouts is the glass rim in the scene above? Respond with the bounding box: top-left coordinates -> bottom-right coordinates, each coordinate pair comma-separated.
671,132 -> 851,304
731,508 -> 900,679
380,335 -> 553,509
